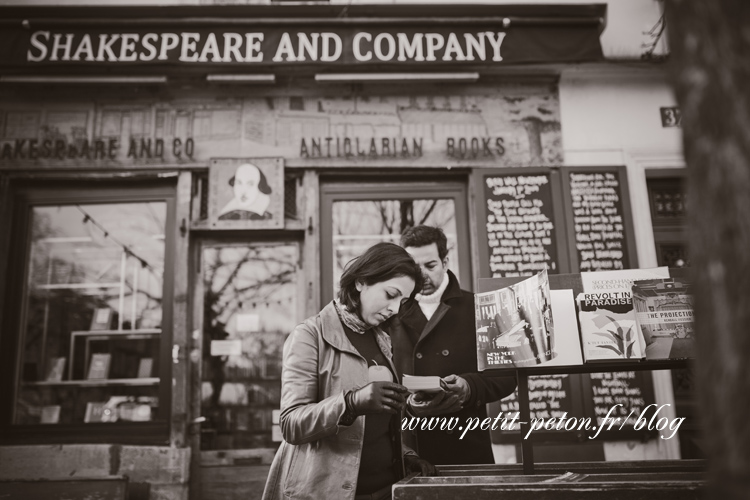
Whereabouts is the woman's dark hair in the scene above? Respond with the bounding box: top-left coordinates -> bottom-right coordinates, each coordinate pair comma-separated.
338,242 -> 423,312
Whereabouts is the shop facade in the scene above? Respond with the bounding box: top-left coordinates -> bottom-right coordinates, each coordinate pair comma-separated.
0,3 -> 690,500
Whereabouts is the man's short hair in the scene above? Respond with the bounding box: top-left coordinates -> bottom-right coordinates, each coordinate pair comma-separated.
400,225 -> 449,261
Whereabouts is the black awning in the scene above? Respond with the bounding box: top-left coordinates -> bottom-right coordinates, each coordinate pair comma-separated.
0,4 -> 605,73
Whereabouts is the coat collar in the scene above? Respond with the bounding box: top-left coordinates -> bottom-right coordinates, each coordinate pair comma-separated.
399,270 -> 463,342
319,301 -> 359,355
319,301 -> 399,378
441,270 -> 464,302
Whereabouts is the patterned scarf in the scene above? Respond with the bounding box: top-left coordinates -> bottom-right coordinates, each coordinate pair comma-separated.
333,299 -> 393,361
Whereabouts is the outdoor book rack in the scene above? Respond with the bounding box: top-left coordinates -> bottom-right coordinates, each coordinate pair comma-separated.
393,464 -> 705,500
486,358 -> 693,475
478,268 -> 696,474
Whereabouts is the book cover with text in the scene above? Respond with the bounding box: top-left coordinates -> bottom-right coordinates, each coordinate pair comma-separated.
632,277 -> 694,360
475,269 -> 555,369
577,267 -> 669,361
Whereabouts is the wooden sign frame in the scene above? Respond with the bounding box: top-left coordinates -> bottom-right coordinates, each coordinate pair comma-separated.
208,158 -> 284,230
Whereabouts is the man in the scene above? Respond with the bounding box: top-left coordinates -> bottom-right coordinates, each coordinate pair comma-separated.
390,225 -> 516,465
218,162 -> 272,220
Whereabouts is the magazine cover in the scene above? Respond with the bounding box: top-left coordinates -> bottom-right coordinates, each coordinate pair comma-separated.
545,289 -> 584,366
577,267 -> 669,361
632,278 -> 694,360
475,269 -> 556,369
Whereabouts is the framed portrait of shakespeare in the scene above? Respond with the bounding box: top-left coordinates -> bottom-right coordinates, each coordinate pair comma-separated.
208,158 -> 284,230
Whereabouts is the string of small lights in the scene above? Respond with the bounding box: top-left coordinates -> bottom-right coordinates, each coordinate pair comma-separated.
76,205 -> 162,278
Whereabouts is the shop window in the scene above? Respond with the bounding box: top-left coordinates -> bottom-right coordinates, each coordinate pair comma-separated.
647,173 -> 689,268
330,198 -> 461,289
200,243 -> 301,451
1,184 -> 174,444
646,171 -> 702,458
320,180 -> 472,304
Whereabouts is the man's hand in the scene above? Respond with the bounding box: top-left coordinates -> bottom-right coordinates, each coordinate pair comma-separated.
443,374 -> 471,406
404,454 -> 437,477
407,389 -> 462,416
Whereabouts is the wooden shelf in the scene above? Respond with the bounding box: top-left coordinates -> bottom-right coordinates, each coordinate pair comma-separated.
71,329 -> 161,337
24,378 -> 159,387
69,329 -> 161,380
483,358 -> 692,377
37,283 -> 122,290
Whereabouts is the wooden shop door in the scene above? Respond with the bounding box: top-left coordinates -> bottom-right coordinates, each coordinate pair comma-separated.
192,240 -> 303,500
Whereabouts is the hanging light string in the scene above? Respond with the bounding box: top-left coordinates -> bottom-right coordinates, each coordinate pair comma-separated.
76,205 -> 161,277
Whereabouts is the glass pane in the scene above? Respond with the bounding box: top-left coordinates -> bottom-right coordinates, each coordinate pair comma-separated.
15,202 -> 166,425
331,199 -> 459,296
201,244 -> 299,451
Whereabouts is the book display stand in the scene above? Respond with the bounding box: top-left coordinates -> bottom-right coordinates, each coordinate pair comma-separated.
393,269 -> 701,499
479,269 -> 699,475
490,358 -> 692,475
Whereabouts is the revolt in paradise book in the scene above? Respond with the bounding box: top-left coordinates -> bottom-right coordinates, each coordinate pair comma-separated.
577,267 -> 669,361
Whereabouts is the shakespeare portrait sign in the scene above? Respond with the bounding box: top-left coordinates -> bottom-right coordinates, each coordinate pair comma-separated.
209,158 -> 284,229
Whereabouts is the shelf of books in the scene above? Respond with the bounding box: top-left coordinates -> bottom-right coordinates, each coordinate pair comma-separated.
475,267 -> 694,474
17,327 -> 162,426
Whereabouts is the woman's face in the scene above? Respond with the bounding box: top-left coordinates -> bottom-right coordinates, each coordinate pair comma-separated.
357,275 -> 415,327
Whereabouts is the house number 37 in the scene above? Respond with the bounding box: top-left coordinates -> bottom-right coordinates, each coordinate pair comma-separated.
660,107 -> 682,127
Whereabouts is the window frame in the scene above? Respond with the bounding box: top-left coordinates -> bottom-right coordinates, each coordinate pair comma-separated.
646,169 -> 688,268
320,178 -> 472,306
0,179 -> 176,445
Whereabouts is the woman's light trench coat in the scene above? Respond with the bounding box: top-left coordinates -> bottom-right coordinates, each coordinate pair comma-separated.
262,301 -> 412,500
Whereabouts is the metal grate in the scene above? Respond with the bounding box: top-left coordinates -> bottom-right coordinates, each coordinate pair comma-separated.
653,189 -> 686,218
648,178 -> 686,221
656,243 -> 689,268
198,172 -> 209,220
284,175 -> 298,220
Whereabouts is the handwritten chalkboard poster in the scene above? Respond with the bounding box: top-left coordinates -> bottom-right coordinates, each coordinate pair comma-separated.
489,374 -> 586,443
583,371 -> 655,431
567,169 -> 631,271
481,171 -> 561,278
489,370 -> 656,442
476,166 -> 637,279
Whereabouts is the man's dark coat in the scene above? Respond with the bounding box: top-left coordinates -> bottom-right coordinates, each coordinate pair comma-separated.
390,271 -> 517,465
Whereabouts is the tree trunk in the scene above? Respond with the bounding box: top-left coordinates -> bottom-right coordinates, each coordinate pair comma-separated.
664,1 -> 750,498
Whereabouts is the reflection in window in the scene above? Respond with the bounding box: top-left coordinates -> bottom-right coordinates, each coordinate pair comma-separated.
331,199 -> 459,295
15,202 -> 166,425
201,244 -> 299,450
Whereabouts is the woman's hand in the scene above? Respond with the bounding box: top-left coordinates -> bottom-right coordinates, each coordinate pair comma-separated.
351,382 -> 409,414
404,454 -> 437,476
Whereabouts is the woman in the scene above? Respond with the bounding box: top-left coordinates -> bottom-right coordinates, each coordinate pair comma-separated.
263,242 -> 435,500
